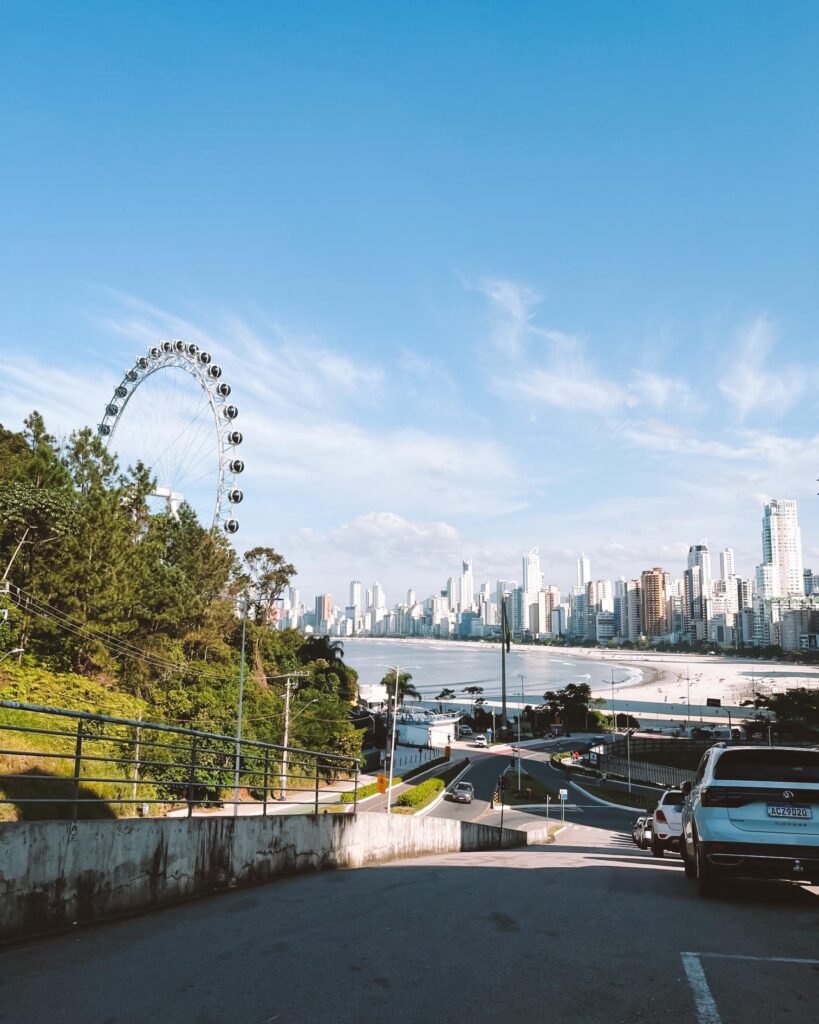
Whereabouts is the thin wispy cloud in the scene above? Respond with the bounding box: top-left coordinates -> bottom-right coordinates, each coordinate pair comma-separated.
718,315 -> 808,420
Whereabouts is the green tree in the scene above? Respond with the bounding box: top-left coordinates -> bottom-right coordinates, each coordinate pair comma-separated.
242,547 -> 296,627
435,687 -> 456,711
381,669 -> 419,702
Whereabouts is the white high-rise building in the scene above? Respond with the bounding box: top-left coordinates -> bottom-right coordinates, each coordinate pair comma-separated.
761,499 -> 804,597
576,553 -> 591,590
720,548 -> 735,583
349,580 -> 362,608
687,543 -> 712,597
371,582 -> 385,611
522,546 -> 540,595
459,559 -> 474,612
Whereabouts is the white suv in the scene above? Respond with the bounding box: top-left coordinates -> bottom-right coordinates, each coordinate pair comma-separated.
651,788 -> 684,857
681,745 -> 819,896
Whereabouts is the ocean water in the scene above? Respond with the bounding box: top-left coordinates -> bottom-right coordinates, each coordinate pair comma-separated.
340,638 -> 642,709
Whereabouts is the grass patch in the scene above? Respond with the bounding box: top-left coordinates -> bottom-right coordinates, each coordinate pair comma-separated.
574,778 -> 660,810
0,666 -> 158,821
499,771 -> 562,805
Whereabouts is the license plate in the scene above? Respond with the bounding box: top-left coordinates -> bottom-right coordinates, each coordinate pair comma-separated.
767,804 -> 812,819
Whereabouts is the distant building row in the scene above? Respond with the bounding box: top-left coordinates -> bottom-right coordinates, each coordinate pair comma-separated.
276,499 -> 819,652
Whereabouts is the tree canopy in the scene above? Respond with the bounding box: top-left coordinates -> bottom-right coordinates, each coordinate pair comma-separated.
0,413 -> 361,761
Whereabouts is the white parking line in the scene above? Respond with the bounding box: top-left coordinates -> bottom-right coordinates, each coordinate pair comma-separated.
680,953 -> 722,1024
681,951 -> 819,1024
689,952 -> 819,965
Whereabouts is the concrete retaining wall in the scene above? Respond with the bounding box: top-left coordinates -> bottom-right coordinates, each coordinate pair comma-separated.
0,813 -> 526,944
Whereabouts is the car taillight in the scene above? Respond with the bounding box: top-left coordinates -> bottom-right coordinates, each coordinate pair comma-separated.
701,787 -> 732,807
655,809 -> 667,824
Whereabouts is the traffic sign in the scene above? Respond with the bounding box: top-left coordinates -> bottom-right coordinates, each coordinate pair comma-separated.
559,788 -> 568,801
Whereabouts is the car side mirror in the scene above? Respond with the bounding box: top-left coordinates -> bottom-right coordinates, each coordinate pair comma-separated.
681,780 -> 692,797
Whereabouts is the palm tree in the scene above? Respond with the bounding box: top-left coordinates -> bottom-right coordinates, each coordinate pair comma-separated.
300,635 -> 345,667
435,687 -> 456,712
381,669 -> 419,703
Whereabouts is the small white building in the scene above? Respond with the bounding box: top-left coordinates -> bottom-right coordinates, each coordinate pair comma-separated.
396,709 -> 460,747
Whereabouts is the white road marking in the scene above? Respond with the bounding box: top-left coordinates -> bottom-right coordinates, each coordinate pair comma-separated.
681,950 -> 819,1023
681,953 -> 722,1024
686,952 -> 819,966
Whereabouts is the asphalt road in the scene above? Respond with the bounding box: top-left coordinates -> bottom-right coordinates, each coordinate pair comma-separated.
2,767 -> 818,1024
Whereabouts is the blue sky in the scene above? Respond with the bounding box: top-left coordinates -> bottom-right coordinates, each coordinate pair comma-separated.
2,2 -> 819,605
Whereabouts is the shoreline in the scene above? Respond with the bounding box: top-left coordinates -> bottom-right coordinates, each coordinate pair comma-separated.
342,636 -> 819,712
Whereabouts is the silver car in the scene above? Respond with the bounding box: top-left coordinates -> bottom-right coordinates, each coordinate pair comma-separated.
449,781 -> 475,803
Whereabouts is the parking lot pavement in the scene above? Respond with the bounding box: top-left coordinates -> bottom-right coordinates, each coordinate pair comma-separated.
2,815 -> 817,1024
681,951 -> 819,1024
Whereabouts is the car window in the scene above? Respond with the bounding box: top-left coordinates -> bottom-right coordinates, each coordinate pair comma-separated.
694,753 -> 709,784
713,749 -> 819,783
662,791 -> 682,803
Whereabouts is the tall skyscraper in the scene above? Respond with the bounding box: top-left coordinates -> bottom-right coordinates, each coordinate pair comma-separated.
349,580 -> 362,608
761,499 -> 804,597
460,559 -> 474,612
720,548 -> 735,582
371,581 -> 385,610
640,568 -> 666,638
522,546 -> 541,595
314,594 -> 332,631
576,553 -> 591,590
687,543 -> 712,596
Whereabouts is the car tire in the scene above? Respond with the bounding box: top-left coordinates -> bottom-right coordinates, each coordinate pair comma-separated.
681,840 -> 696,879
695,838 -> 718,897
651,837 -> 664,858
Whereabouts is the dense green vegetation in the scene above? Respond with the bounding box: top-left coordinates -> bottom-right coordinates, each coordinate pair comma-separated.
0,414 -> 363,805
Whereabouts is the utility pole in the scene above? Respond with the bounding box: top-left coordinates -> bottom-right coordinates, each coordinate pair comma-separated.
517,673 -> 524,790
500,596 -> 510,727
232,592 -> 248,817
610,668 -> 616,732
626,728 -> 632,793
386,665 -> 401,814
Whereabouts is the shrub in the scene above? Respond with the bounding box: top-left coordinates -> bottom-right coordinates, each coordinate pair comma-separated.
395,777 -> 444,807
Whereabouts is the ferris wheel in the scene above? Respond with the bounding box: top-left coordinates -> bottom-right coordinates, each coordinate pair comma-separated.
97,340 -> 245,533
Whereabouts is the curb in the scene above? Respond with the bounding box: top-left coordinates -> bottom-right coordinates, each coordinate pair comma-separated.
570,780 -> 643,812
417,761 -> 472,817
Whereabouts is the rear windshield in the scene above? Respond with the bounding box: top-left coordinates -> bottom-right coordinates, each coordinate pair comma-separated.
713,749 -> 819,783
661,791 -> 682,803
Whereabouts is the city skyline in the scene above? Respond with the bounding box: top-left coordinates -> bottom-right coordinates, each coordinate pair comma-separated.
285,497 -> 819,652
2,5 -> 819,602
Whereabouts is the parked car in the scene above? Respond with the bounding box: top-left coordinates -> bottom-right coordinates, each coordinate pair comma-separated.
448,781 -> 474,803
636,816 -> 653,850
681,745 -> 819,897
651,788 -> 684,857
458,725 -> 473,738
473,734 -> 488,748
631,815 -> 652,847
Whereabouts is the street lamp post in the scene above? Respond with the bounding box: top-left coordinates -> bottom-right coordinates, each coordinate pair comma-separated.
626,728 -> 633,793
376,663 -> 418,814
232,594 -> 248,817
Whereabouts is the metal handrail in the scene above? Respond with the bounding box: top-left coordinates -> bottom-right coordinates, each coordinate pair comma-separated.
0,700 -> 360,820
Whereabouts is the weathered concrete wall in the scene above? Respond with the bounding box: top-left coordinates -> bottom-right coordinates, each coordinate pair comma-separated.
0,813 -> 526,943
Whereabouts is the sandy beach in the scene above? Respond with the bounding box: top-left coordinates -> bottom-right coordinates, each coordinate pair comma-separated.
563,646 -> 819,710
350,637 -> 819,718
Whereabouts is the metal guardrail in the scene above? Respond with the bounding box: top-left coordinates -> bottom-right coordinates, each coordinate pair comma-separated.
596,753 -> 695,788
0,700 -> 360,820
